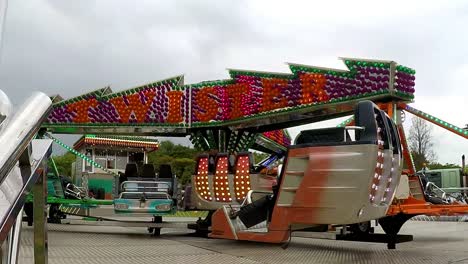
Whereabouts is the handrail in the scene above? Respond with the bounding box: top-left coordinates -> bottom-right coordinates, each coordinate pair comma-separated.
0,92 -> 52,184
425,182 -> 448,200
0,91 -> 53,264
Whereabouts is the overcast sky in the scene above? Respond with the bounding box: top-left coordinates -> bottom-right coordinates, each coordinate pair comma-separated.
0,0 -> 467,165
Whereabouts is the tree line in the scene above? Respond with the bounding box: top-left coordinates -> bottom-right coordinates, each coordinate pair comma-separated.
50,140 -> 269,185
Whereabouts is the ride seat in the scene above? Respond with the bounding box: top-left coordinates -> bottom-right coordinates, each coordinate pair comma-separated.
295,127 -> 351,145
158,164 -> 174,195
141,164 -> 156,179
124,163 -> 139,178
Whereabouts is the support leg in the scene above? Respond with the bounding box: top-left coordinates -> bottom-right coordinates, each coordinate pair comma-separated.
194,211 -> 214,237
149,216 -> 162,237
33,171 -> 47,264
378,214 -> 414,249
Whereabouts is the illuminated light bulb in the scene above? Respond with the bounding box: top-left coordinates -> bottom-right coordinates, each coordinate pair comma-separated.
215,176 -> 219,179
241,186 -> 244,189
236,187 -> 239,190
242,191 -> 245,194
241,181 -> 244,184
241,176 -> 244,179
372,184 -> 376,188
216,192 -> 219,195
246,181 -> 250,185
223,198 -> 226,201
215,187 -> 218,190
235,176 -> 239,179
221,187 -> 224,190
374,173 -> 378,178
237,193 -> 240,196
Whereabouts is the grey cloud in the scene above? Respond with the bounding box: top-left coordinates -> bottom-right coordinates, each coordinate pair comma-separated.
0,0 -> 466,162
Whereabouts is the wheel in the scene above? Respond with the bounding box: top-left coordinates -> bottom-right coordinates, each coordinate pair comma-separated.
148,227 -> 154,234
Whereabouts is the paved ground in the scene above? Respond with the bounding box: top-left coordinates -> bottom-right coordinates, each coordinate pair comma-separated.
18,220 -> 468,264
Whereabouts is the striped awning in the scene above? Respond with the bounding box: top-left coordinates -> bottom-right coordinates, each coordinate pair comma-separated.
74,135 -> 159,150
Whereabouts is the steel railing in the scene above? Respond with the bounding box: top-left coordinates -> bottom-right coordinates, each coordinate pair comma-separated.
0,91 -> 53,264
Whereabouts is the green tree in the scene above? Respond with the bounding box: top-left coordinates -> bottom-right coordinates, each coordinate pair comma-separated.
171,158 -> 196,184
251,151 -> 269,164
428,163 -> 460,170
147,140 -> 201,185
49,152 -> 76,177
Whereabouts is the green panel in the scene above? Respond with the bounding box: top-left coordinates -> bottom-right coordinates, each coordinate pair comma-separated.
88,178 -> 114,193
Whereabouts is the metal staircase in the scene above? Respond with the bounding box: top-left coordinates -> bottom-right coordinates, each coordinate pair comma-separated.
408,177 -> 425,200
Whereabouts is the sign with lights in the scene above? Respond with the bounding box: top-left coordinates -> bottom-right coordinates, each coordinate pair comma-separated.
46,58 -> 415,129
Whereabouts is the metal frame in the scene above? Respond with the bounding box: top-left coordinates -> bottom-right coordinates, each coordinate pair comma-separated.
0,91 -> 53,264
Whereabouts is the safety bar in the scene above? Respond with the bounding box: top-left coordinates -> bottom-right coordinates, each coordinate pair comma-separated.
343,126 -> 365,142
243,190 -> 273,205
121,181 -> 170,191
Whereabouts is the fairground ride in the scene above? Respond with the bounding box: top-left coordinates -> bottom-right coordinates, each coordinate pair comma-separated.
39,57 -> 468,248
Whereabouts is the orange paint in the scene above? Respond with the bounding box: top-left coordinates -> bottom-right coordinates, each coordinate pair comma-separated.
227,83 -> 248,119
260,78 -> 288,112
109,90 -> 155,123
166,91 -> 184,123
299,73 -> 328,104
67,98 -> 98,123
388,196 -> 468,216
194,87 -> 219,122
209,209 -> 237,240
269,146 -> 332,230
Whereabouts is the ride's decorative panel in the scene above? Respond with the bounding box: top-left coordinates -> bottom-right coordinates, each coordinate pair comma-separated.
46,58 -> 415,129
195,156 -> 211,201
234,154 -> 252,202
213,156 -> 231,202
